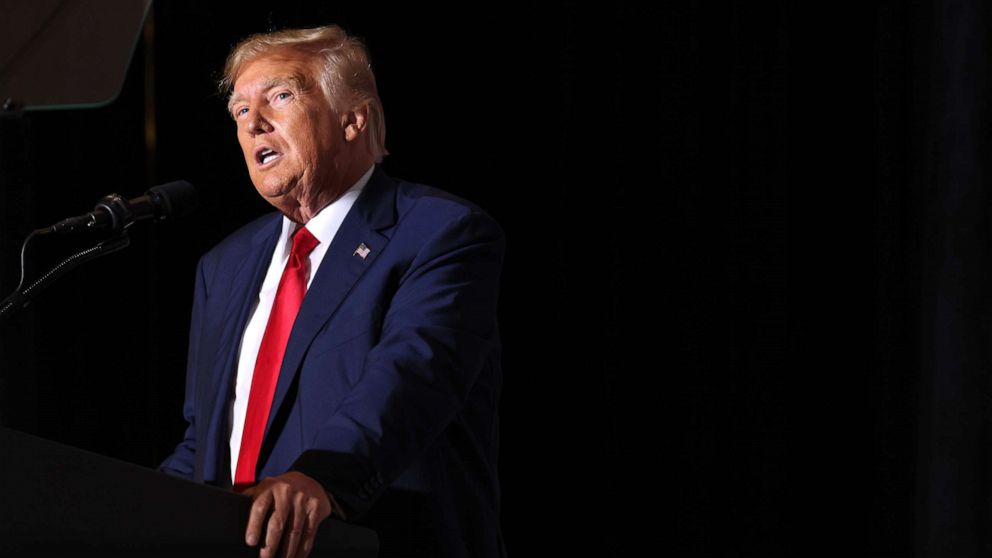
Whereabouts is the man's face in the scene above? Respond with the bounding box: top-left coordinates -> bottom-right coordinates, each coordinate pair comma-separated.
229,51 -> 347,212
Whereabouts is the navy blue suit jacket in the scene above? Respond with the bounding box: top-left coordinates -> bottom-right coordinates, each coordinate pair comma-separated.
159,165 -> 507,557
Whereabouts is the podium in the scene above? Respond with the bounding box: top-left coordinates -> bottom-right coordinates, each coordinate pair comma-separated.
0,427 -> 378,557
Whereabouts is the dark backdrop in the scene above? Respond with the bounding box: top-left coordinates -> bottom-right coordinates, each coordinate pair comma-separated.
0,2 -> 790,555
871,1 -> 992,555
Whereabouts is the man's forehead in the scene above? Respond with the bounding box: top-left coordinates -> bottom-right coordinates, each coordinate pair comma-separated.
229,58 -> 312,107
234,59 -> 307,89
235,75 -> 299,93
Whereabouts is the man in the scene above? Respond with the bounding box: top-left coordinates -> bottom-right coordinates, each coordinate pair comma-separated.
158,25 -> 507,558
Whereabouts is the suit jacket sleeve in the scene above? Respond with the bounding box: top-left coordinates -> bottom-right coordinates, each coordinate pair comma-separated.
157,255 -> 209,480
289,207 -> 505,519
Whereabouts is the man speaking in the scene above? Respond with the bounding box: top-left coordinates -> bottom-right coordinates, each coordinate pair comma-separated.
158,25 -> 507,558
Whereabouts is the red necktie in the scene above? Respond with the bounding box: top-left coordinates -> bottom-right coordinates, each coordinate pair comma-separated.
234,225 -> 320,491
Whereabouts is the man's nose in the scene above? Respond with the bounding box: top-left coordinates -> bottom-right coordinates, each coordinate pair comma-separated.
246,110 -> 273,135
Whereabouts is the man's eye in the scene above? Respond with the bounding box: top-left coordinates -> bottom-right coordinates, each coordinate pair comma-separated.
235,107 -> 248,117
275,92 -> 292,101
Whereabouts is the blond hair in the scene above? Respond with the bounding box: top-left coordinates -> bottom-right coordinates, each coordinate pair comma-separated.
220,25 -> 388,162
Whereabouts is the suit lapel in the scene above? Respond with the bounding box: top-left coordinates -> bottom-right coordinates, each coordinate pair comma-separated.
261,165 -> 399,447
198,215 -> 281,483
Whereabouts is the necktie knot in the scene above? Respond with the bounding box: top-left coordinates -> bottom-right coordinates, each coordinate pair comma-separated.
291,226 -> 320,259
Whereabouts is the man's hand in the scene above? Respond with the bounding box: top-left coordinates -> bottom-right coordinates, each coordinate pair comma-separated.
242,471 -> 333,558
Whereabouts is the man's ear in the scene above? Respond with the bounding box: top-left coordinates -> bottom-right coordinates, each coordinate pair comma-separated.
343,103 -> 370,142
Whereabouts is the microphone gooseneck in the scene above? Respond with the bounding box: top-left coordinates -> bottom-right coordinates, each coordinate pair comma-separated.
49,180 -> 197,234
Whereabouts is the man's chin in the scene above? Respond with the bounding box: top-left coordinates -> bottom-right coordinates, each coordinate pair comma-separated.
257,188 -> 308,221
253,178 -> 299,202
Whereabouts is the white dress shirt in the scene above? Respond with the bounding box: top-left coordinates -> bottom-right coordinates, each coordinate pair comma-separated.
228,163 -> 376,484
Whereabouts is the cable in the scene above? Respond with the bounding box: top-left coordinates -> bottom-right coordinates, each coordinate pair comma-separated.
0,231 -> 130,323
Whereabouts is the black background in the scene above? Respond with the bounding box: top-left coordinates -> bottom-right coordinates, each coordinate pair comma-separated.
0,2 -> 794,555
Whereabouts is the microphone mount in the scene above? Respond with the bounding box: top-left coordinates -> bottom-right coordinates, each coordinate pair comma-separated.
0,180 -> 196,323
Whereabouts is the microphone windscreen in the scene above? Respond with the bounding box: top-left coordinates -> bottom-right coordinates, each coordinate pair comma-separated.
147,180 -> 197,219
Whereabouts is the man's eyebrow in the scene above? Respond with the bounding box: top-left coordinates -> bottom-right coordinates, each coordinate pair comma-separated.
227,75 -> 305,113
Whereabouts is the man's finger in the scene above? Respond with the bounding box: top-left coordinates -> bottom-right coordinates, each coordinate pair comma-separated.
261,488 -> 290,558
300,536 -> 314,558
246,488 -> 274,547
299,501 -> 321,558
277,492 -> 306,558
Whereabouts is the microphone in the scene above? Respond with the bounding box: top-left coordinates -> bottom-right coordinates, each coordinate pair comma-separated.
49,180 -> 197,234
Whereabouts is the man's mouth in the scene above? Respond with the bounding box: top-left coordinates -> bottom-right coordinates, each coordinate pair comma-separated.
255,147 -> 283,167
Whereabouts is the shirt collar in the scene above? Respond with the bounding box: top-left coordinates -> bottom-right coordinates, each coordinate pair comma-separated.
282,163 -> 376,244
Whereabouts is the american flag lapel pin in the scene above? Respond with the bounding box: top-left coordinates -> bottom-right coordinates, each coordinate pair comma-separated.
354,242 -> 371,260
